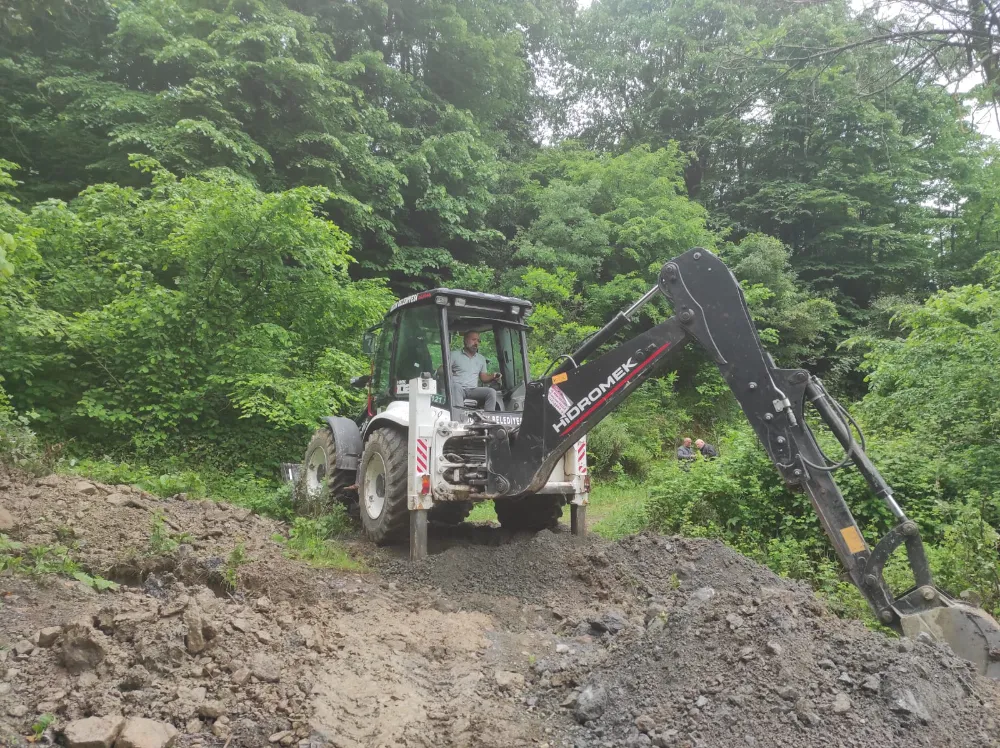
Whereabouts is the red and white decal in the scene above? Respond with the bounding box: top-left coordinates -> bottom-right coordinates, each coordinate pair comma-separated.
415,438 -> 429,474
577,439 -> 588,475
547,384 -> 573,415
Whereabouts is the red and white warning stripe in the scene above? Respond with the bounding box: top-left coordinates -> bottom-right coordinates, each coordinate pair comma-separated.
415,438 -> 429,474
577,439 -> 587,475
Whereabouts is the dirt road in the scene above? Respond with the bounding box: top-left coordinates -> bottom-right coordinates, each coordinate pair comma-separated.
1,473 -> 999,748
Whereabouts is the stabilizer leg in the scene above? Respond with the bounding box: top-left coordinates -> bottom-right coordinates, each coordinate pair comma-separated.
410,509 -> 428,561
571,503 -> 587,537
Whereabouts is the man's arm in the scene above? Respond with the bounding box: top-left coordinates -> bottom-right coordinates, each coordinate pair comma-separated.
478,357 -> 499,383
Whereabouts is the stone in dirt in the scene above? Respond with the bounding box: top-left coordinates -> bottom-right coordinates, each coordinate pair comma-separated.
861,674 -> 881,693
198,700 -> 226,719
888,688 -> 930,722
231,667 -> 251,687
183,606 -> 206,654
832,693 -> 852,714
635,715 -> 656,734
13,639 -> 33,656
37,626 -> 63,647
495,670 -> 525,691
106,493 -> 130,507
688,586 -> 716,604
251,652 -> 281,683
158,596 -> 189,618
74,480 -> 98,495
0,506 -> 15,532
62,715 -> 126,748
60,622 -> 106,673
574,684 -> 607,724
114,718 -> 178,748
590,610 -> 628,635
120,665 -> 152,692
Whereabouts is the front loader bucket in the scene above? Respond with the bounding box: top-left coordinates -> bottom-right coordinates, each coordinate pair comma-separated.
899,599 -> 1000,679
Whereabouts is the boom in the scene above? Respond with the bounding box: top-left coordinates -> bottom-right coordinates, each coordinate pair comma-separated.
482,247 -> 1000,675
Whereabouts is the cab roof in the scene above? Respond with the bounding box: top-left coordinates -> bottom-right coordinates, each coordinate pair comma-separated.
387,288 -> 533,316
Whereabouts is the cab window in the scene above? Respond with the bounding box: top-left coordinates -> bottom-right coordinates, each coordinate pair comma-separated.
371,319 -> 395,399
393,305 -> 444,398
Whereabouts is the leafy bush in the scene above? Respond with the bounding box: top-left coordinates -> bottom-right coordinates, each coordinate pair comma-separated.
0,159 -> 392,468
0,390 -> 39,470
587,375 -> 689,479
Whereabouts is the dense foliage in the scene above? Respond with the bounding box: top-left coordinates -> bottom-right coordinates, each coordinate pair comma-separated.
1,0 -> 998,617
0,158 -> 389,467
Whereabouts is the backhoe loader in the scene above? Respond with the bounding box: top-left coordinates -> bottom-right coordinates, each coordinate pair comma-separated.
292,247 -> 1000,678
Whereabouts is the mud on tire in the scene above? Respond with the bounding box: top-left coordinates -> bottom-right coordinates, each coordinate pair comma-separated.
295,428 -> 357,516
358,428 -> 409,545
494,495 -> 564,532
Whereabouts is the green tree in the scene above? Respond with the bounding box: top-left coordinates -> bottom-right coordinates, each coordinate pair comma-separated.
0,159 -> 391,465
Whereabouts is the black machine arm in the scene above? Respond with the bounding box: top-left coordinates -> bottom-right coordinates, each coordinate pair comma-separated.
489,248 -> 1000,660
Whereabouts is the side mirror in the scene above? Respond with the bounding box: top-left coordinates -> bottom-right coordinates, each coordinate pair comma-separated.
351,375 -> 371,389
362,331 -> 378,356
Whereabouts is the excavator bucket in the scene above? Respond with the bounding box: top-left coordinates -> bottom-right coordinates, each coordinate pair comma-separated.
899,600 -> 1000,679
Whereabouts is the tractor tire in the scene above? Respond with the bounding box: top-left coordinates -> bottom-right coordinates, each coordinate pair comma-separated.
429,501 -> 473,526
494,495 -> 564,532
358,428 -> 409,545
296,428 -> 357,516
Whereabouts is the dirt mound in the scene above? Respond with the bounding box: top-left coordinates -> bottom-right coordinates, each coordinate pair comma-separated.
0,471 -> 548,747
3,470 -> 1000,748
529,533 -> 1000,747
386,529 -> 1000,747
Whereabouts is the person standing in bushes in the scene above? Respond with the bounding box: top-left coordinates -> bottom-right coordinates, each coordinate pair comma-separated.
677,437 -> 695,469
695,438 -> 718,459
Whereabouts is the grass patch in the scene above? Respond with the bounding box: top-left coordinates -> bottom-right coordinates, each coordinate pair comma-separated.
464,479 -> 649,538
0,534 -> 118,591
224,541 -> 250,589
32,713 -> 55,740
585,481 -> 649,539
147,512 -> 193,555
273,509 -> 364,571
467,501 -> 498,523
64,457 -> 294,518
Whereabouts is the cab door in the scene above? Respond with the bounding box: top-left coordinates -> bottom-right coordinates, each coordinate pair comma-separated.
391,305 -> 447,407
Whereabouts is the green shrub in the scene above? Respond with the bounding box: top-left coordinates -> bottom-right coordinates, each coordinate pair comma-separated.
587,375 -> 689,479
275,508 -> 362,570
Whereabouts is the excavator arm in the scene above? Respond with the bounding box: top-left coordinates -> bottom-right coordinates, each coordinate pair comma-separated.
485,247 -> 1000,675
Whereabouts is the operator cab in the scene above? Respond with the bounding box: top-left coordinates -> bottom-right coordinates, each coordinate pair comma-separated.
358,289 -> 532,423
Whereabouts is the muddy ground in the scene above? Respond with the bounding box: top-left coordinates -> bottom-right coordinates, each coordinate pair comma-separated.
1,471 -> 999,748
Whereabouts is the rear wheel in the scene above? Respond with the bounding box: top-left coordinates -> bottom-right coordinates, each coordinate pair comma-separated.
358,428 -> 409,545
296,428 -> 356,516
494,495 -> 564,532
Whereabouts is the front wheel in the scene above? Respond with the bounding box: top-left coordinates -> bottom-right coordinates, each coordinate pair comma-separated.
494,495 -> 564,532
296,428 -> 356,516
358,428 -> 409,545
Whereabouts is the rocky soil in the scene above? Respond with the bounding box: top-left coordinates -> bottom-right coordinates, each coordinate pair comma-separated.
2,469 -> 1000,748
